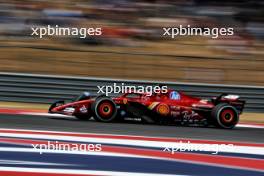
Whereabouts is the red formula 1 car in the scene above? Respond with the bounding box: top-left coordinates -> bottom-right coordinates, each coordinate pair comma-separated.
49,89 -> 245,129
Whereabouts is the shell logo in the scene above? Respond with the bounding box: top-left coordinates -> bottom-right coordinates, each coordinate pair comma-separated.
156,104 -> 170,116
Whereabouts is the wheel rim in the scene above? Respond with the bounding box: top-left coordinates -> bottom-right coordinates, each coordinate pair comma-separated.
219,108 -> 237,127
98,102 -> 114,118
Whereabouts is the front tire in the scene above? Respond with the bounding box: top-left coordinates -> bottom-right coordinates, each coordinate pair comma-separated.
211,103 -> 239,129
92,96 -> 117,122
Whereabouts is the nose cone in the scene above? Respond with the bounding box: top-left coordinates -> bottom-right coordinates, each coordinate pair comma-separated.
48,100 -> 64,113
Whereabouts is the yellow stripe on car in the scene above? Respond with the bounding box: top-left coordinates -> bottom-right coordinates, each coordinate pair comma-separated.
148,102 -> 160,110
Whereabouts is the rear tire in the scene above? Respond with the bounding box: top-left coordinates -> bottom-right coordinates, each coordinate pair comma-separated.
211,103 -> 239,129
92,96 -> 117,122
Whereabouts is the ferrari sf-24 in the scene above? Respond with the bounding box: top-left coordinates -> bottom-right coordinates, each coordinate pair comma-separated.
49,89 -> 245,129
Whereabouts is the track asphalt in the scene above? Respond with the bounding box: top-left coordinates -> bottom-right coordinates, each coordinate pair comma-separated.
0,114 -> 263,143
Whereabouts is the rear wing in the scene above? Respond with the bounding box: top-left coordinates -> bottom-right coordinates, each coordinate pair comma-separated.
212,93 -> 245,114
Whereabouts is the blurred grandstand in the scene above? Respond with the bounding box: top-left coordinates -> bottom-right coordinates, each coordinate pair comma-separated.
0,0 -> 263,85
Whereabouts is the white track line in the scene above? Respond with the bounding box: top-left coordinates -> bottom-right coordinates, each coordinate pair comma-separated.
0,166 -> 183,176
